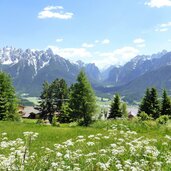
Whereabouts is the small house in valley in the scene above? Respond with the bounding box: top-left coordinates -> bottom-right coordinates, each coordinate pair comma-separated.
18,106 -> 40,119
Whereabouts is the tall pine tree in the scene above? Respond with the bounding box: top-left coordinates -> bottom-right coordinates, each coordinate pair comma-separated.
149,87 -> 160,119
37,79 -> 68,123
108,94 -> 122,119
50,79 -> 68,112
37,81 -> 52,121
138,87 -> 160,119
0,72 -> 19,121
69,70 -> 96,126
138,88 -> 151,115
161,89 -> 171,117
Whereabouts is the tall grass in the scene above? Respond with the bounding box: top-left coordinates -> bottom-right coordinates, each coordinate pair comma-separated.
0,120 -> 107,150
0,119 -> 170,170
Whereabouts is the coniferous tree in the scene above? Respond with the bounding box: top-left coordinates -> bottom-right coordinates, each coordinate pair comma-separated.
161,89 -> 171,117
149,87 -> 160,119
138,88 -> 151,115
0,72 -> 19,121
37,81 -> 52,121
69,70 -> 96,126
38,79 -> 68,123
139,87 -> 160,119
58,102 -> 72,123
108,94 -> 122,119
50,79 -> 68,112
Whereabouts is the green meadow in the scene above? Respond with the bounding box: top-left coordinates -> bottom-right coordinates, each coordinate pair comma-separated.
0,119 -> 171,170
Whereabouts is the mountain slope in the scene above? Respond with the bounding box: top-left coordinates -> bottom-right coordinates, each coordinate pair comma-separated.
0,47 -> 101,96
106,50 -> 169,86
2,46 -> 171,102
102,65 -> 171,102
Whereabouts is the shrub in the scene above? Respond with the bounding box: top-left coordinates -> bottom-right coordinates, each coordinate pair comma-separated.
138,112 -> 151,121
44,119 -> 51,125
36,119 -> 44,125
69,122 -> 78,127
52,115 -> 57,126
157,115 -> 169,125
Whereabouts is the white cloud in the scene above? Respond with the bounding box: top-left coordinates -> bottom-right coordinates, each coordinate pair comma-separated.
155,21 -> 171,32
155,28 -> 169,32
47,45 -> 139,69
101,39 -> 110,44
81,39 -> 111,49
133,38 -> 145,44
48,46 -> 92,61
136,44 -> 146,48
133,38 -> 146,48
56,38 -> 63,42
160,22 -> 171,27
94,40 -> 100,43
95,46 -> 139,68
38,6 -> 73,19
145,0 -> 171,8
82,43 -> 94,48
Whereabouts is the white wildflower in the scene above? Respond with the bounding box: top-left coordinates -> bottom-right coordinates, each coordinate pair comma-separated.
87,142 -> 95,146
88,135 -> 94,139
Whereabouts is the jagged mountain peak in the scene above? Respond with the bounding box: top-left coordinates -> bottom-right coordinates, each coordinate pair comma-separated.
0,47 -> 57,68
0,46 -> 102,96
105,50 -> 171,86
45,48 -> 54,56
131,50 -> 168,64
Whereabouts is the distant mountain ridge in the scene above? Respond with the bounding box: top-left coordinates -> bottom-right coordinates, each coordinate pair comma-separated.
105,50 -> 168,86
0,47 -> 101,96
1,46 -> 171,103
99,50 -> 171,102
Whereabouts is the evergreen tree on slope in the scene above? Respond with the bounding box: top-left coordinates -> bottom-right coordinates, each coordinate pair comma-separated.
138,87 -> 160,119
0,72 -> 19,121
138,88 -> 151,115
161,89 -> 171,117
69,70 -> 96,126
108,94 -> 122,119
149,87 -> 160,119
38,79 -> 68,123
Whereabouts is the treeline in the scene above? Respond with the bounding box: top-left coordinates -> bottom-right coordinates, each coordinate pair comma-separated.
0,70 -> 96,126
108,87 -> 171,122
0,70 -> 171,126
138,87 -> 171,119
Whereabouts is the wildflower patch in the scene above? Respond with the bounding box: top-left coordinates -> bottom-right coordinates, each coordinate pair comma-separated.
0,124 -> 171,170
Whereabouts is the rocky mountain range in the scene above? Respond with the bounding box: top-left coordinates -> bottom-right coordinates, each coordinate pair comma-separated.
1,46 -> 171,103
0,47 -> 101,96
105,50 -> 168,86
99,50 -> 171,102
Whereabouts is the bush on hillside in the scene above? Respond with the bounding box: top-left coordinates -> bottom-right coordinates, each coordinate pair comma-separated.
69,122 -> 78,127
138,112 -> 152,121
157,115 -> 169,125
52,115 -> 60,127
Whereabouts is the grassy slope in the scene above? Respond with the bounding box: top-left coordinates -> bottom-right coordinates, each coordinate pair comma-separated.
0,119 -> 171,170
0,120 -> 107,151
0,119 -> 170,148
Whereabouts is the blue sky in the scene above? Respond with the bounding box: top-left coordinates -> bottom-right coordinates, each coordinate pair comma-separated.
1,0 -> 171,68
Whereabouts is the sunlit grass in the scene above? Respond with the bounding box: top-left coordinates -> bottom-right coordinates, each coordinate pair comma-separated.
0,119 -> 170,170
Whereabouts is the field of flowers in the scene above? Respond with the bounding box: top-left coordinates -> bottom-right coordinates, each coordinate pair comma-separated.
0,120 -> 171,170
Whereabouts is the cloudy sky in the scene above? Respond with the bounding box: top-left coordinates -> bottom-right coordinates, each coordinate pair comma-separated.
0,0 -> 171,69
